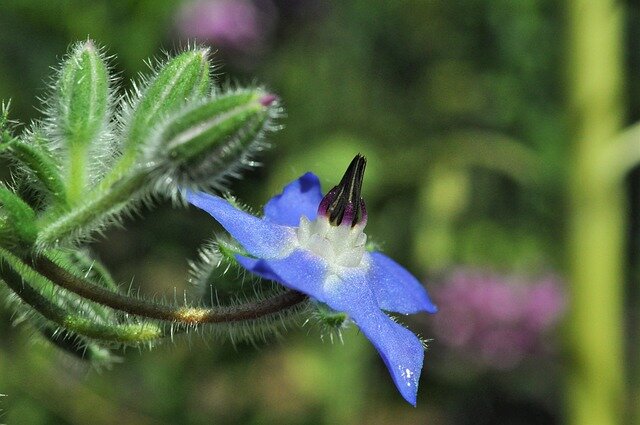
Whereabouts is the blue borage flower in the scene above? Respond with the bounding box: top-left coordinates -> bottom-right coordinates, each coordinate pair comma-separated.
187,155 -> 437,405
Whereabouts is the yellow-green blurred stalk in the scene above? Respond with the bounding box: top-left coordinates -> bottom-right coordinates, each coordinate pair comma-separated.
566,1 -> 626,424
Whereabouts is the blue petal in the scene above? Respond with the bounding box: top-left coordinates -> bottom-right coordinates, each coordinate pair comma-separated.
235,250 -> 328,300
327,271 -> 424,406
263,173 -> 323,226
235,255 -> 285,283
187,191 -> 294,258
368,252 -> 438,314
235,252 -> 423,405
357,312 -> 424,405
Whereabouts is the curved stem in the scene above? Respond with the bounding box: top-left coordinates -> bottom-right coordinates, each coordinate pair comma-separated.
32,255 -> 308,324
0,262 -> 164,343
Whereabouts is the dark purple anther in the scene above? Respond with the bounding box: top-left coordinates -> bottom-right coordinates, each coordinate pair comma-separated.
318,154 -> 368,227
259,94 -> 278,107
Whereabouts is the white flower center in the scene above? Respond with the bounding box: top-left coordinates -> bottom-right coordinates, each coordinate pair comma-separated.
296,216 -> 367,268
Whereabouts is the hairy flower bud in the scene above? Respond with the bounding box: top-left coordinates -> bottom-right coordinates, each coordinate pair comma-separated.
149,88 -> 280,196
56,41 -> 109,148
102,48 -> 212,189
124,49 -> 211,153
54,40 -> 110,203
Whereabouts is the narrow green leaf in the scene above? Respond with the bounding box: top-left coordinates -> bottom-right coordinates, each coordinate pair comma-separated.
0,186 -> 37,249
38,325 -> 120,366
1,136 -> 66,206
0,248 -> 164,344
0,100 -> 17,145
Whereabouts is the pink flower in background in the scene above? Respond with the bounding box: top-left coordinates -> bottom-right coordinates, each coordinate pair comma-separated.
430,269 -> 566,369
177,0 -> 276,55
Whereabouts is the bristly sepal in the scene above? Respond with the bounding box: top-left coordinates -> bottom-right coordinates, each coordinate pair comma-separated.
148,88 -> 281,202
102,47 -> 213,189
307,302 -> 349,344
51,40 -> 112,204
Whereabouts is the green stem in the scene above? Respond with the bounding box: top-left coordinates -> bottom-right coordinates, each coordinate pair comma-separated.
35,170 -> 148,248
565,1 -> 626,424
33,255 -> 308,324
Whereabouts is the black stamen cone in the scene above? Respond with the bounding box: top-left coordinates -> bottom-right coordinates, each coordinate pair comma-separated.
318,154 -> 367,226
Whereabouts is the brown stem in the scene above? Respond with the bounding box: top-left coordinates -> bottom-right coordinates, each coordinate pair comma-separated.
31,255 -> 308,324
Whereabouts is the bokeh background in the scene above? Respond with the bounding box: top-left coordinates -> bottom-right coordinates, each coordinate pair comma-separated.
0,1 -> 638,424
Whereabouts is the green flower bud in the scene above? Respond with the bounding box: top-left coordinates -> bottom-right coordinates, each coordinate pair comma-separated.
149,88 -> 279,195
56,40 -> 109,149
55,40 -> 110,203
125,48 -> 211,150
102,48 -> 212,189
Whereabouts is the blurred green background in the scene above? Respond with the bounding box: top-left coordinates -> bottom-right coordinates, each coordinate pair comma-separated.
0,1 -> 639,424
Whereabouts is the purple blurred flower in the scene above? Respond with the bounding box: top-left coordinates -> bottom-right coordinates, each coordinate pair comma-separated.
177,0 -> 276,55
430,269 -> 565,369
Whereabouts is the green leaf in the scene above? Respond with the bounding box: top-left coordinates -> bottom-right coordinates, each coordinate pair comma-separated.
0,186 -> 37,249
0,247 -> 164,344
1,135 -> 66,206
38,325 -> 120,366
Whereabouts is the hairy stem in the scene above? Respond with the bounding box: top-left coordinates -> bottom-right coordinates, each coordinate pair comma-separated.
0,262 -> 164,343
33,255 -> 308,324
36,170 -> 148,248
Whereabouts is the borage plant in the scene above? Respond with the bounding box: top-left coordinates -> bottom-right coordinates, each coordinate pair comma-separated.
0,41 -> 436,405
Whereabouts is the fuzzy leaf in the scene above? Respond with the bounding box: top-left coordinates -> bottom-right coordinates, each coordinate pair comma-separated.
0,186 -> 37,249
0,247 -> 164,344
1,136 -> 66,206
38,325 -> 120,366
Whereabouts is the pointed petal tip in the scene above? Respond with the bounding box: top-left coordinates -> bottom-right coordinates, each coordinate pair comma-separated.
406,394 -> 418,407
